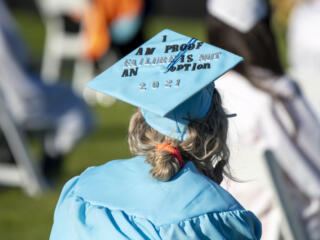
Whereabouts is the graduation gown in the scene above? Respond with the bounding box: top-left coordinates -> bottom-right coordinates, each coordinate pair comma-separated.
50,156 -> 261,239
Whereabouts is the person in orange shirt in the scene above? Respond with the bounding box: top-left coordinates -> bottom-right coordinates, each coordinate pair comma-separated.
83,0 -> 145,61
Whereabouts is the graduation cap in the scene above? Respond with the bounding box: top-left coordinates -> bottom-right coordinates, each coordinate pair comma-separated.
207,0 -> 268,33
87,29 -> 242,140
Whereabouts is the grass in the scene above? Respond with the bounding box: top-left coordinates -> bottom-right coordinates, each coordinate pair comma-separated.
1,7 -> 288,240
12,9 -> 45,66
144,16 -> 208,41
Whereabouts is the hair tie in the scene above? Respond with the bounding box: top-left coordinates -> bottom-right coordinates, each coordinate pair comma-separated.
155,142 -> 183,167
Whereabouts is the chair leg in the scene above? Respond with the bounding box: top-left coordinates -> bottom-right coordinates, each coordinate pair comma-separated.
0,98 -> 48,196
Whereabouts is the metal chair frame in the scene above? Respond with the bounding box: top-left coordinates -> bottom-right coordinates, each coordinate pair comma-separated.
0,89 -> 47,196
264,150 -> 309,240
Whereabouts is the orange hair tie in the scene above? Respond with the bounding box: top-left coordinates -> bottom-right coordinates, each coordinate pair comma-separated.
155,142 -> 183,167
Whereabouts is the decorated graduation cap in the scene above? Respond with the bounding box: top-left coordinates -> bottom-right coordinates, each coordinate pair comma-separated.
87,29 -> 242,140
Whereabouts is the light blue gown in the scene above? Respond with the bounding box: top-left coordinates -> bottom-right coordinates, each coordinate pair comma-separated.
50,156 -> 262,239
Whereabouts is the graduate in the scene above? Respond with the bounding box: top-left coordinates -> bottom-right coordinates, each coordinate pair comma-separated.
50,29 -> 261,239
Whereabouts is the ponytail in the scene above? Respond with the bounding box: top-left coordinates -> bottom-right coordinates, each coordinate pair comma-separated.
128,90 -> 231,183
147,142 -> 182,181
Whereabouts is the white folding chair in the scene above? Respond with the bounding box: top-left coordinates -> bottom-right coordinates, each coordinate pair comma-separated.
35,0 -> 94,94
264,150 -> 309,240
35,0 -> 119,107
0,89 -> 47,196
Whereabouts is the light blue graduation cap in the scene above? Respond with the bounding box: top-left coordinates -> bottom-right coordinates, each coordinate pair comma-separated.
87,29 -> 242,141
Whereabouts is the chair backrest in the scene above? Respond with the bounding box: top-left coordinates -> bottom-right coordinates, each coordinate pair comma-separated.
35,0 -> 94,93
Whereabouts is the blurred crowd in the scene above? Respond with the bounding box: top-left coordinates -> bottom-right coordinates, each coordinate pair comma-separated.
0,0 -> 319,239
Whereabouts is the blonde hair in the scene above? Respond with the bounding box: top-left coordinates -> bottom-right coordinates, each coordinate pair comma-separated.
128,90 -> 230,184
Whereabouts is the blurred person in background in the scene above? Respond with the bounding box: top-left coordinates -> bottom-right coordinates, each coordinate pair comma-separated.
0,0 -> 94,181
82,0 -> 146,62
207,0 -> 320,239
39,0 -> 148,104
288,0 -> 320,119
39,0 -> 147,62
67,0 -> 151,115
81,0 -> 147,103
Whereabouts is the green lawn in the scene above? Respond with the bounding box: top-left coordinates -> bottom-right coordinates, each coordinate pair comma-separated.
0,10 -> 207,240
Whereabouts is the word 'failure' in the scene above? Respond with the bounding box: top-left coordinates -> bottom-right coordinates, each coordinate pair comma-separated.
123,52 -> 222,68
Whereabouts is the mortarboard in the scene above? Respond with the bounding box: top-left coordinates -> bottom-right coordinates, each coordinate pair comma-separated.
87,29 -> 242,140
207,0 -> 268,33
